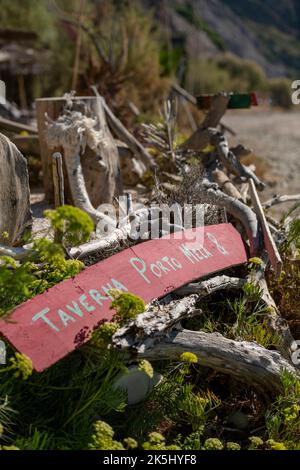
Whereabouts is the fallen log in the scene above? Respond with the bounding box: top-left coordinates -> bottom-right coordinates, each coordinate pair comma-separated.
137,329 -> 298,395
112,300 -> 298,395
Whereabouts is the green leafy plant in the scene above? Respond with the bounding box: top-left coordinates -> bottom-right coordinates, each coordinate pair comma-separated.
110,290 -> 145,324
44,205 -> 94,247
265,371 -> 300,449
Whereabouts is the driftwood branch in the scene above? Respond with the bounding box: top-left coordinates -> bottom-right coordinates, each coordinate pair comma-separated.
211,168 -> 243,200
263,194 -> 300,209
211,131 -> 265,190
112,272 -> 299,393
137,329 -> 298,395
0,244 -> 31,260
113,295 -> 199,350
199,179 -> 261,255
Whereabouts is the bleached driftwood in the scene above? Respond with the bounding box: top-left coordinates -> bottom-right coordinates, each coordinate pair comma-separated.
0,244 -> 31,260
0,133 -> 32,245
52,152 -> 65,208
113,295 -> 200,349
211,168 -> 243,200
69,206 -> 184,259
175,275 -> 246,296
211,131 -> 265,190
138,329 -> 298,395
249,179 -> 282,277
263,194 -> 300,209
112,295 -> 298,394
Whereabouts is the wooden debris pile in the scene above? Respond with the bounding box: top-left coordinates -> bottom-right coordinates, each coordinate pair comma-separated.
0,89 -> 299,398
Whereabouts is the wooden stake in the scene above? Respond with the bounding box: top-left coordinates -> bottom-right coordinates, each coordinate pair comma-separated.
249,178 -> 282,277
52,152 -> 64,208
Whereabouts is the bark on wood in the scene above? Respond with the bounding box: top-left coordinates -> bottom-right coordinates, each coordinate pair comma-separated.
36,96 -> 121,208
0,133 -> 32,245
249,179 -> 282,277
211,168 -> 243,200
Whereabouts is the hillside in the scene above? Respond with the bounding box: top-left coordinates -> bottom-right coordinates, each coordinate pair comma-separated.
147,0 -> 300,78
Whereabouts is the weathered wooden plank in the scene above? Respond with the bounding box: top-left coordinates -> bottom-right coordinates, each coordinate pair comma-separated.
0,224 -> 248,371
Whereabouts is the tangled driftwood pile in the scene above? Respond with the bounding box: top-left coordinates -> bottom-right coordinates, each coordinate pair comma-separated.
0,90 -> 299,397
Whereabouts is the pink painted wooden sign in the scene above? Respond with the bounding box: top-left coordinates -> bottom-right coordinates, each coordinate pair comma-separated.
0,224 -> 248,371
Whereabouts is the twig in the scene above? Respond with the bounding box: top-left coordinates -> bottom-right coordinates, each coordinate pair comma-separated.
263,194 -> 300,209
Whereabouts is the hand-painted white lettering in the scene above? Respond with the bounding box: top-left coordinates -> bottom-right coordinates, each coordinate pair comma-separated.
89,289 -> 107,306
206,233 -> 228,255
66,301 -> 84,317
150,263 -> 162,277
102,284 -> 113,298
58,309 -> 76,327
170,257 -> 182,269
111,278 -> 128,292
79,295 -> 96,312
130,257 -> 150,284
32,308 -> 60,332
